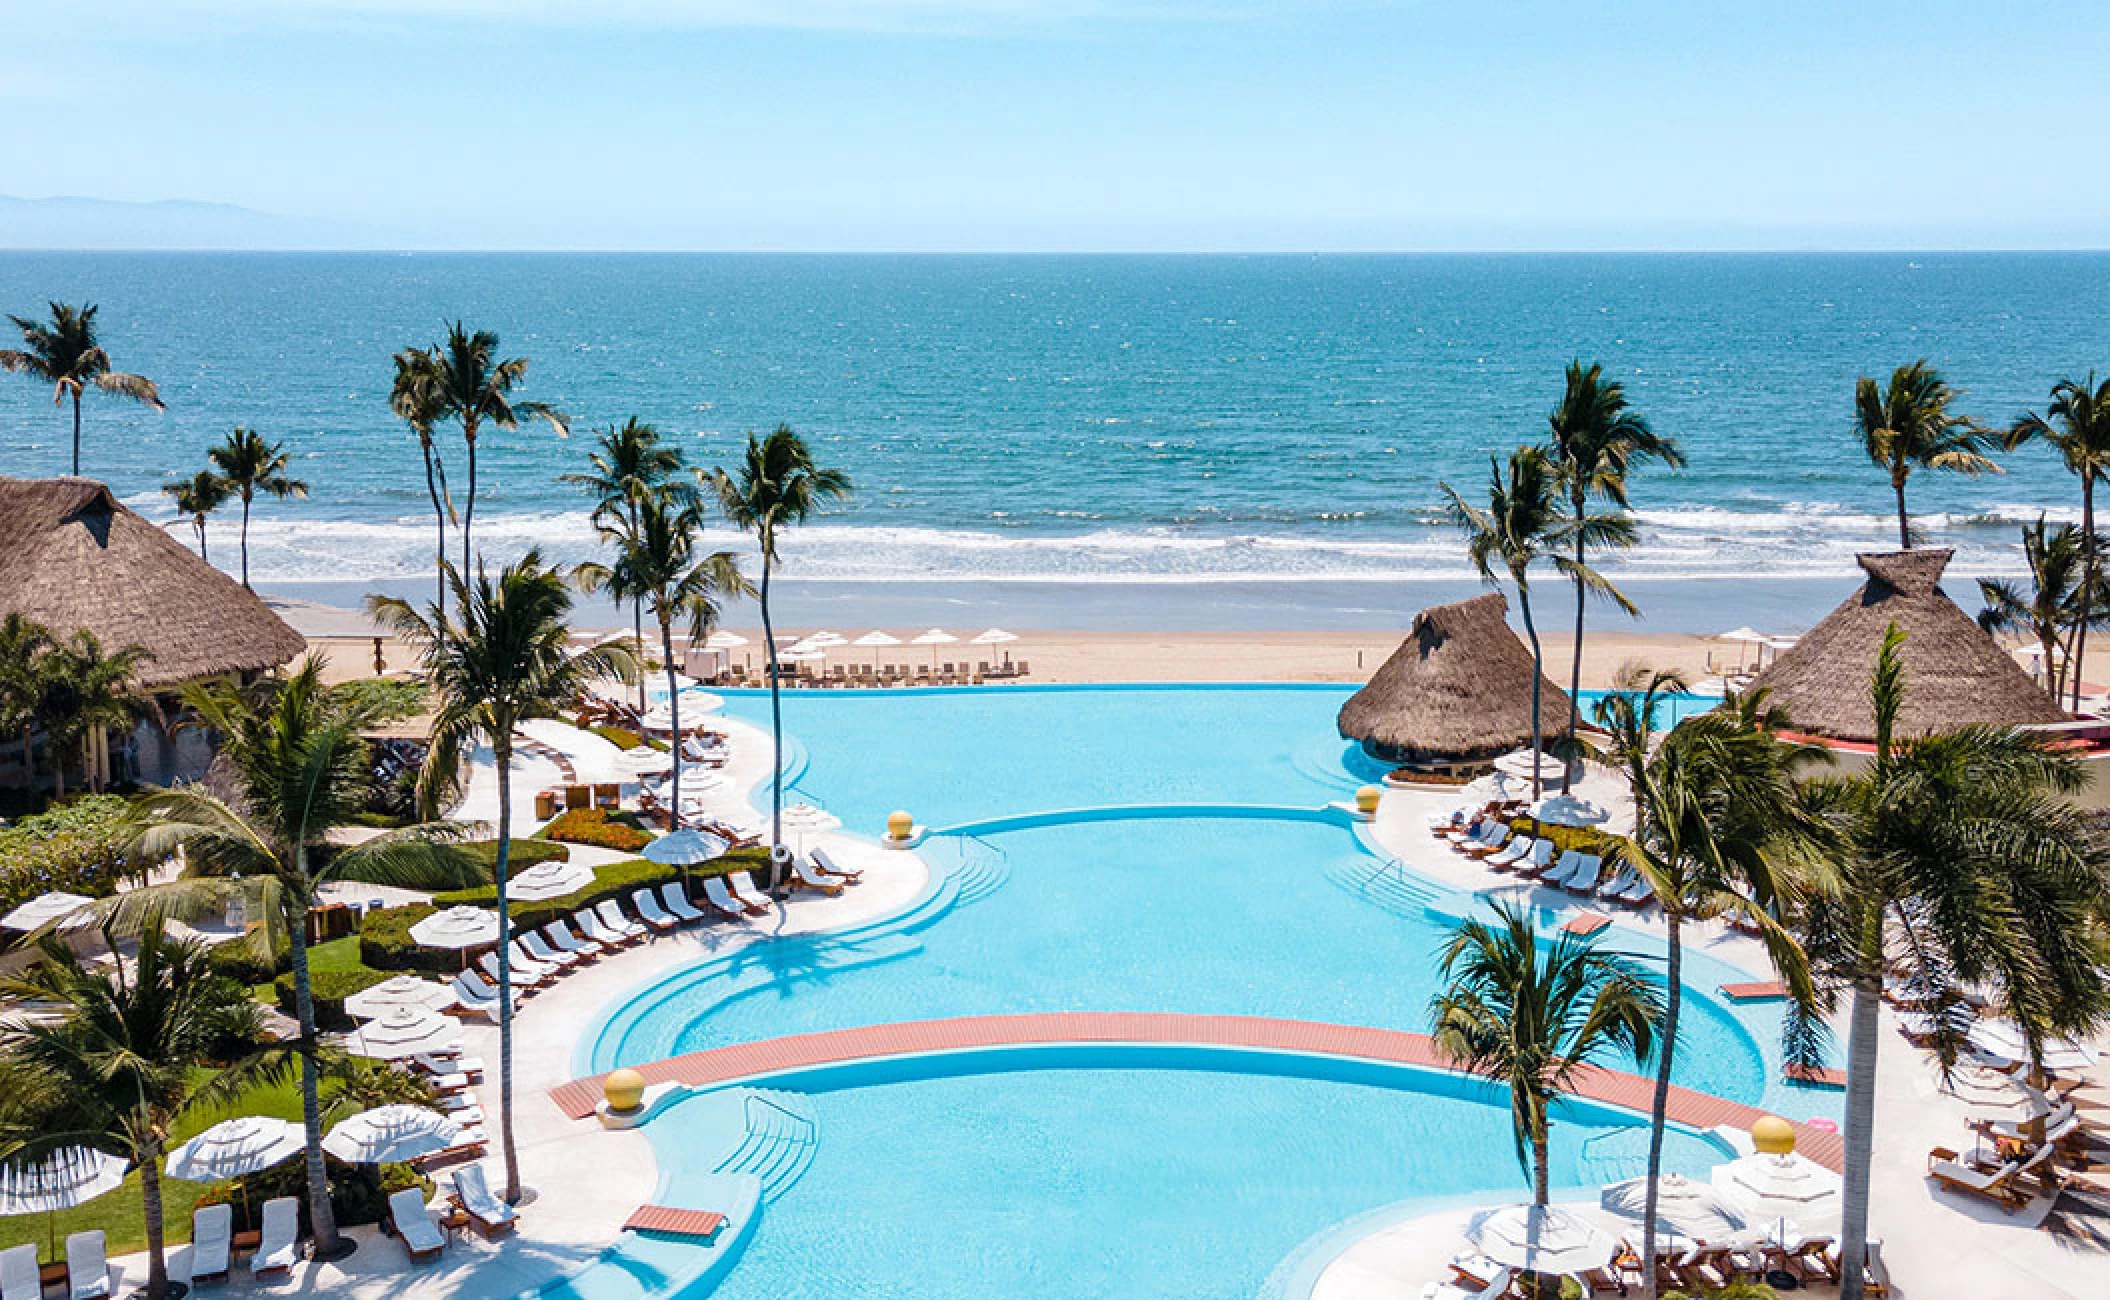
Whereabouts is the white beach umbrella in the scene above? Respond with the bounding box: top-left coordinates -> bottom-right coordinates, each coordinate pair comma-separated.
1494,748 -> 1567,781
612,746 -> 673,777
0,1147 -> 128,1257
0,890 -> 95,933
339,1005 -> 460,1061
1966,1019 -> 2101,1073
674,771 -> 732,798
639,702 -> 679,732
643,828 -> 732,867
776,801 -> 842,850
1465,1204 -> 1618,1276
1710,1151 -> 1842,1222
853,630 -> 901,648
1529,793 -> 1611,828
409,906 -> 500,953
1600,1172 -> 1754,1243
1941,1063 -> 2041,1114
323,1105 -> 463,1165
344,973 -> 458,1021
1717,627 -> 1769,643
507,859 -> 599,902
704,630 -> 749,650
911,627 -> 958,666
682,690 -> 726,714
164,1116 -> 304,1184
796,631 -> 847,650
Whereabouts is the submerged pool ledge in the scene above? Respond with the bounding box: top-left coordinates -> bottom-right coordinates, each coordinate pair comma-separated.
931,800 -> 1356,838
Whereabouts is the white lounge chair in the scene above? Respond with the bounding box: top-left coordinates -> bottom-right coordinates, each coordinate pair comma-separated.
1444,818 -> 1491,846
518,931 -> 578,968
252,1197 -> 299,1278
810,846 -> 863,881
1615,873 -> 1655,905
790,858 -> 844,894
64,1231 -> 110,1300
541,919 -> 604,960
629,888 -> 681,931
1540,849 -> 1586,887
659,882 -> 708,924
190,1202 -> 232,1283
1558,854 -> 1604,894
0,1244 -> 38,1300
701,874 -> 760,919
594,899 -> 648,942
479,950 -> 548,989
1596,866 -> 1638,900
449,1164 -> 520,1236
414,1050 -> 483,1079
386,1187 -> 446,1263
726,873 -> 776,914
451,969 -> 518,1019
1422,1266 -> 1512,1299
1484,835 -> 1535,870
1459,824 -> 1510,857
1510,838 -> 1557,878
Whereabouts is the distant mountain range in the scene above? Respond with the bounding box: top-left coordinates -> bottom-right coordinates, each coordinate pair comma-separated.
0,195 -> 395,250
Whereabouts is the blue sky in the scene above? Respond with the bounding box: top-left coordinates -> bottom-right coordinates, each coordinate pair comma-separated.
3,0 -> 2107,251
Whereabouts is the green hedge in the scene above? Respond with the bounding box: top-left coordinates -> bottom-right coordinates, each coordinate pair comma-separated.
462,838 -> 569,871
274,965 -> 392,1032
0,794 -> 136,916
590,725 -> 643,751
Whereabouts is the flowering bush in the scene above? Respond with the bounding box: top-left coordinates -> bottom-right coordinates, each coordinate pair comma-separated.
539,807 -> 653,852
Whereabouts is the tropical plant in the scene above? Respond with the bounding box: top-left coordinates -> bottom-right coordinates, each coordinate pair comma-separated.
33,631 -> 151,796
0,302 -> 164,476
389,345 -> 454,619
1794,626 -> 2110,1300
1443,445 -> 1626,799
2005,375 -> 2110,710
103,659 -> 482,1259
1430,898 -> 1662,1210
562,418 -> 694,709
162,469 -> 231,566
0,921 -> 282,1300
711,426 -> 851,870
576,491 -> 748,824
1594,677 -> 1826,1298
1545,361 -> 1682,784
369,553 -> 635,1203
0,613 -> 55,787
1977,518 -> 2100,705
1852,360 -> 1999,550
206,426 -> 308,590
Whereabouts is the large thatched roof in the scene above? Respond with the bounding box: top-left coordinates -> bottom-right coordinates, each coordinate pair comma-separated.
1749,548 -> 2066,743
0,476 -> 306,691
1337,591 -> 1573,763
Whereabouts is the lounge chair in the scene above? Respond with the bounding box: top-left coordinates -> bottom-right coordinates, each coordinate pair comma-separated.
790,858 -> 845,895
518,931 -> 578,968
659,882 -> 708,924
451,969 -> 516,1019
449,1164 -> 520,1237
410,1124 -> 489,1172
479,950 -> 549,990
1975,1103 -> 2095,1156
1596,866 -> 1639,901
702,874 -> 761,919
1420,1266 -> 1511,1299
1672,1243 -> 1739,1290
1926,1145 -> 2036,1210
386,1187 -> 446,1263
1540,849 -> 1586,888
1461,825 -> 1512,859
251,1197 -> 299,1277
541,919 -> 604,960
1,1245 -> 38,1300
810,846 -> 863,881
1614,873 -> 1654,906
1557,854 -> 1604,895
509,938 -> 565,978
1427,809 -> 1465,837
726,873 -> 777,914
594,899 -> 649,943
65,1231 -> 110,1300
190,1202 -> 233,1283
574,907 -> 637,949
1508,839 -> 1558,879
629,888 -> 681,931
1483,835 -> 1535,870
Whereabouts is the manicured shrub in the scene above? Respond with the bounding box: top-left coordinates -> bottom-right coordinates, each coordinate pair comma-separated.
0,794 -> 136,916
461,837 -> 568,871
539,807 -> 653,851
275,965 -> 391,1031
591,725 -> 643,751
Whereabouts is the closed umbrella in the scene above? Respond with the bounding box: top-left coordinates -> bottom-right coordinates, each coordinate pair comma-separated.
1600,1172 -> 1754,1243
1465,1204 -> 1619,1277
0,891 -> 94,933
408,906 -> 500,969
507,859 -> 598,902
339,1005 -> 459,1061
343,974 -> 457,1021
322,1106 -> 462,1165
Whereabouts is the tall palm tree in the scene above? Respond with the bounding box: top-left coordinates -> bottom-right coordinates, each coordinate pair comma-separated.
0,921 -> 281,1300
1853,360 -> 2000,550
0,614 -> 55,788
1546,361 -> 1683,781
711,426 -> 851,870
0,302 -> 164,476
1443,446 -> 1629,799
562,419 -> 693,709
1977,518 -> 2099,705
1795,627 -> 2110,1300
162,469 -> 231,566
413,324 -> 567,579
1594,678 -> 1825,1298
576,493 -> 748,825
370,554 -> 634,1203
1430,899 -> 1662,1217
390,345 -> 454,620
107,659 -> 481,1260
2005,375 -> 2110,709
34,631 -> 151,796
207,426 -> 308,591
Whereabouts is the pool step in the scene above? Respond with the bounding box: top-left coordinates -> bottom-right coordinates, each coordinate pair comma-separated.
712,1088 -> 821,1203
1576,1125 -> 1657,1185
946,842 -> 1012,908
1318,855 -> 1448,919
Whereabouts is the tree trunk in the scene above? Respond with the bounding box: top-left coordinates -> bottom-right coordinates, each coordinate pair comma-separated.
661,614 -> 681,826
239,489 -> 253,590
70,389 -> 82,477
140,1150 -> 167,1300
2044,630 -> 2064,704
287,864 -> 342,1254
1517,581 -> 1545,800
1894,475 -> 1911,550
760,544 -> 786,885
462,419 -> 479,579
194,518 -> 208,564
1836,974 -> 1883,1300
1564,513 -> 1586,795
631,501 -> 648,712
1638,912 -> 1683,1300
1532,1125 -> 1550,1206
419,436 -> 447,621
2074,475 -> 2094,712
495,737 -> 521,1203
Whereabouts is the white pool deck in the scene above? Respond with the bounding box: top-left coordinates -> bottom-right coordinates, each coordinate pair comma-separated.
79,730 -> 2109,1299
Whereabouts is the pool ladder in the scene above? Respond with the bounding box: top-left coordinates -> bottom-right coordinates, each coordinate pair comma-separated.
945,833 -> 1012,907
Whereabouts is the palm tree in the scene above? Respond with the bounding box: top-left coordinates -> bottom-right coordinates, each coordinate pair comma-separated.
34,631 -> 151,796
0,921 -> 281,1300
1977,518 -> 2098,704
1853,361 -> 2000,549
413,324 -> 567,578
711,426 -> 851,870
0,302 -> 164,476
1795,626 -> 2110,1300
1594,678 -> 1825,1298
162,469 -> 231,566
2005,375 -> 2110,709
206,426 -> 308,590
1443,446 -> 1628,799
1545,361 -> 1683,782
390,345 -> 454,620
1430,899 -> 1662,1217
562,418 -> 693,709
107,659 -> 481,1260
576,493 -> 747,826
0,614 -> 55,789
369,554 -> 634,1203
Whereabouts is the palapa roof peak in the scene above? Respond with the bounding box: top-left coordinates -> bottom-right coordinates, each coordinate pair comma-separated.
1749,547 -> 2067,743
1337,591 -> 1573,762
0,475 -> 307,691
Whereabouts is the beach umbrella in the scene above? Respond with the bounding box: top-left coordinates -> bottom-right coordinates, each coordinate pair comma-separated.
682,691 -> 726,715
408,906 -> 500,966
1966,1019 -> 2100,1073
1716,626 -> 1771,671
639,702 -> 679,732
0,1147 -> 127,1259
1710,1151 -> 1841,1222
643,828 -> 732,867
673,771 -> 732,799
971,627 -> 1019,664
343,974 -> 458,1021
1528,793 -> 1610,828
796,631 -> 847,650
507,859 -> 598,902
1941,1063 -> 2041,1114
703,630 -> 749,650
776,802 -> 842,851
322,1106 -> 463,1165
339,1005 -> 459,1061
165,1116 -> 303,1185
0,890 -> 94,933
911,627 -> 958,666
853,630 -> 901,667
1601,1172 -> 1754,1243
1465,1204 -> 1618,1277
1494,748 -> 1566,782
612,746 -> 673,778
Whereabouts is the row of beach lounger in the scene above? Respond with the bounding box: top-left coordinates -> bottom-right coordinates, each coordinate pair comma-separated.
1429,805 -> 1656,907
1925,1071 -> 2106,1212
1428,1234 -> 1888,1299
717,661 -> 1030,688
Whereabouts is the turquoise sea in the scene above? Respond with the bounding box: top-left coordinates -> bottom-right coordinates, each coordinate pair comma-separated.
3,252 -> 2107,627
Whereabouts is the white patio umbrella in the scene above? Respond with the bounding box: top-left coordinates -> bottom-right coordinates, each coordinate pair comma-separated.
971,627 -> 1019,664
339,1005 -> 459,1061
408,906 -> 500,963
0,1147 -> 127,1258
703,630 -> 749,650
1465,1203 -> 1619,1277
1529,793 -> 1611,828
322,1106 -> 463,1165
165,1116 -> 304,1184
777,801 -> 842,851
1495,748 -> 1567,782
0,890 -> 95,933
673,770 -> 732,799
910,627 -> 958,666
343,974 -> 458,1021
1717,626 -> 1770,671
853,630 -> 901,668
796,631 -> 847,650
681,690 -> 726,714
508,859 -> 599,902
639,702 -> 679,732
1710,1150 -> 1842,1223
612,746 -> 673,777
1601,1172 -> 1755,1242
1967,1019 -> 2100,1073
643,828 -> 732,867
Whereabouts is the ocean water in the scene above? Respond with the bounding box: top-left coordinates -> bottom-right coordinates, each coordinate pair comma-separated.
3,251 -> 2107,607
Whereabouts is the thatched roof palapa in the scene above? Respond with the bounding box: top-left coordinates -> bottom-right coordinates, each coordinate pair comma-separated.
0,476 -> 306,691
1337,591 -> 1573,764
1748,548 -> 2067,743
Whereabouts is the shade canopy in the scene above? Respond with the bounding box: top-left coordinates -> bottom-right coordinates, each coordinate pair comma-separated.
1529,793 -> 1610,828
778,802 -> 842,835
672,771 -> 732,798
612,747 -> 673,777
1337,593 -> 1573,765
1495,748 -> 1567,780
910,628 -> 957,646
853,631 -> 902,648
639,703 -> 679,731
1600,1172 -> 1754,1243
1711,1151 -> 1842,1222
408,906 -> 500,951
343,974 -> 458,1021
0,1148 -> 126,1215
507,860 -> 599,902
1717,627 -> 1770,644
970,628 -> 1019,645
643,828 -> 732,866
340,1005 -> 459,1060
1966,1019 -> 2101,1073
1465,1204 -> 1618,1275
703,630 -> 749,650
0,890 -> 95,933
164,1117 -> 304,1184
322,1106 -> 463,1165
